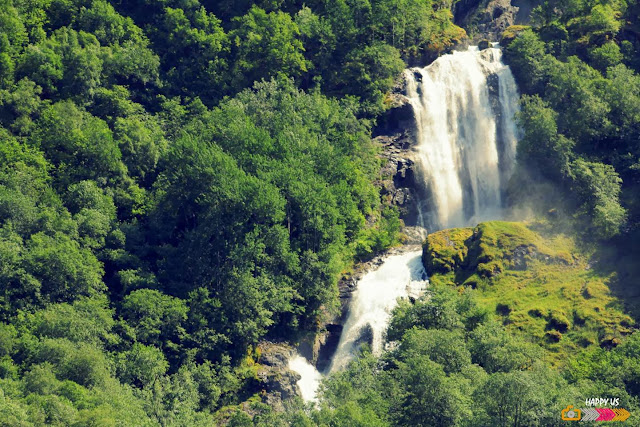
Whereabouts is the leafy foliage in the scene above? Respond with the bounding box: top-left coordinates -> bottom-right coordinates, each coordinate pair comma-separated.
503,0 -> 640,240
0,0 -> 466,422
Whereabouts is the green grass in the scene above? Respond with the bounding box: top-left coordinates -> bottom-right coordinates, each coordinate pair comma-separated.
423,221 -> 636,365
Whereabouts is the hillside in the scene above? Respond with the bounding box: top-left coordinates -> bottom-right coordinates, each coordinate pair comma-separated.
307,222 -> 640,426
2,0 -> 640,425
424,221 -> 636,363
0,0 -> 466,424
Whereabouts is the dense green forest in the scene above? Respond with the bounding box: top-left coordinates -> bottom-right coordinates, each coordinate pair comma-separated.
2,0 -> 640,425
0,0 -> 467,425
504,0 -> 640,241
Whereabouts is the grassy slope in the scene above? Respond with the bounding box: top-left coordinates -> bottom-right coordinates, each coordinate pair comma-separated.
423,221 -> 637,365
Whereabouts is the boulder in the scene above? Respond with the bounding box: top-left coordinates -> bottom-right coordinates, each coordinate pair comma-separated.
379,92 -> 415,132
402,226 -> 429,245
256,343 -> 301,411
500,24 -> 530,47
478,39 -> 492,50
353,324 -> 374,350
315,324 -> 343,372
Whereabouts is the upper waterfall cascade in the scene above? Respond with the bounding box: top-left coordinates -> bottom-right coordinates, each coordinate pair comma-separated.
406,45 -> 520,230
289,45 -> 520,402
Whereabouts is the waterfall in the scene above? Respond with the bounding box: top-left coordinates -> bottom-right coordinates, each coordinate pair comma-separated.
328,250 -> 428,373
406,45 -> 519,230
288,354 -> 322,403
288,45 -> 520,402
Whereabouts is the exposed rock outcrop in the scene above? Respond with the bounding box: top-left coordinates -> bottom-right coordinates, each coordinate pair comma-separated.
456,0 -> 520,42
381,92 -> 415,131
478,39 -> 492,50
403,226 -> 429,245
256,343 -> 301,411
297,324 -> 343,373
376,132 -> 422,226
374,77 -> 425,228
454,0 -> 541,43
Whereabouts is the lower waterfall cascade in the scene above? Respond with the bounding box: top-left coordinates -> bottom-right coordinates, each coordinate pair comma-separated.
328,250 -> 428,373
289,45 -> 520,402
287,355 -> 323,403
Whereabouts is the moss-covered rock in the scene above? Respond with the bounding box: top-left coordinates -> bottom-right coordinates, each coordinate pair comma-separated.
422,220 -> 634,363
422,227 -> 473,274
547,310 -> 571,333
478,39 -> 491,50
501,25 -> 530,47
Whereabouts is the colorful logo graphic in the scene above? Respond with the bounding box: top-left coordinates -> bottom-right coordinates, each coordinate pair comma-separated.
561,406 -> 581,421
561,406 -> 631,422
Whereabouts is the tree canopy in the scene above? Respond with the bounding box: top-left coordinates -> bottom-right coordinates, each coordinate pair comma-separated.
0,0 -> 467,423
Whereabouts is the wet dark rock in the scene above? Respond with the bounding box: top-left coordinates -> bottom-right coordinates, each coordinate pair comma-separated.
259,344 -> 294,368
451,37 -> 472,52
478,39 -> 492,50
403,226 -> 429,245
382,93 -> 415,132
485,73 -> 501,116
315,324 -> 343,372
374,79 -> 423,225
374,132 -> 423,226
297,324 -> 344,373
353,324 -> 374,350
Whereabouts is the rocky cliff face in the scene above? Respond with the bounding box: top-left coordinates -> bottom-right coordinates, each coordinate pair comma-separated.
374,80 -> 425,229
454,0 -> 541,42
377,132 -> 421,225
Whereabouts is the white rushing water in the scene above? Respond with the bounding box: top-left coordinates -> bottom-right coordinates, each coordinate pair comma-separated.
288,45 -> 520,402
328,250 -> 427,373
288,354 -> 322,403
288,250 -> 427,401
405,45 -> 519,230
